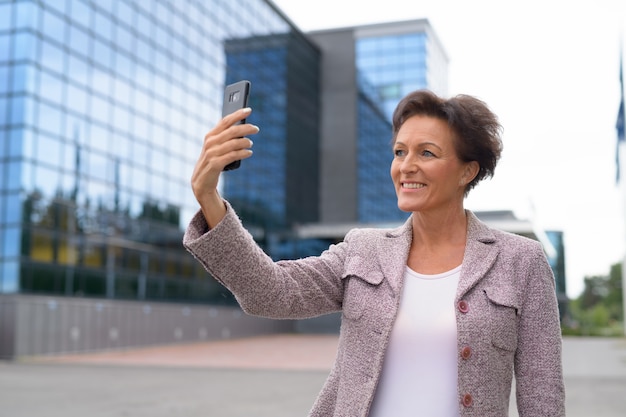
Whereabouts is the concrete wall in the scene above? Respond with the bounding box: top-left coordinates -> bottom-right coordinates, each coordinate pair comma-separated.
308,29 -> 359,223
0,294 -> 295,359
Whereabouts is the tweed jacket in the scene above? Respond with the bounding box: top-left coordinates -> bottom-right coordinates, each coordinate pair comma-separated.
183,201 -> 565,417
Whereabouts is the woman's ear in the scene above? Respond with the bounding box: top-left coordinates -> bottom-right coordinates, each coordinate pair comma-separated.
461,161 -> 480,185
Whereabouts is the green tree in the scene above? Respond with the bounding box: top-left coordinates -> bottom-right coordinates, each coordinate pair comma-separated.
605,263 -> 624,322
565,262 -> 623,336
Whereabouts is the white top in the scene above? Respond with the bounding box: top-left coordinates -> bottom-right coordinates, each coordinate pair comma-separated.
368,265 -> 461,417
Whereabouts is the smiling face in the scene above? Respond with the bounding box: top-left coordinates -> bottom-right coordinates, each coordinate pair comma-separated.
390,115 -> 478,214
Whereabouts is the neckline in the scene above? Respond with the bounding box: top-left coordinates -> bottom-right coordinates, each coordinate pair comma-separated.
406,264 -> 462,280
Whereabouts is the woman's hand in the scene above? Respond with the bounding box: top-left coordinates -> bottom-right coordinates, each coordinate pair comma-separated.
191,107 -> 259,227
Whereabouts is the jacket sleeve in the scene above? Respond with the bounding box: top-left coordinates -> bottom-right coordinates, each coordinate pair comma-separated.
514,242 -> 566,416
183,201 -> 348,319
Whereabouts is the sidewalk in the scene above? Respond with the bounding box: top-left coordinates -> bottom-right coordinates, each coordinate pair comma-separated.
27,333 -> 340,371
24,333 -> 626,377
1,335 -> 625,417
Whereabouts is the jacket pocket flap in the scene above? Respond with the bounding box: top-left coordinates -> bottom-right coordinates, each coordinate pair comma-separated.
484,287 -> 519,312
342,256 -> 384,285
484,287 -> 519,352
341,257 -> 385,320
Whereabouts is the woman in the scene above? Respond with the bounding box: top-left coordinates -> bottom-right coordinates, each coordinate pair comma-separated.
184,90 -> 565,416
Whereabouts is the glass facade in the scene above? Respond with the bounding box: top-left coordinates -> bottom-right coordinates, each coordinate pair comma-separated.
221,32 -> 321,258
0,0 -> 313,303
356,32 -> 429,120
354,27 -> 443,223
546,230 -> 568,319
355,79 -> 403,223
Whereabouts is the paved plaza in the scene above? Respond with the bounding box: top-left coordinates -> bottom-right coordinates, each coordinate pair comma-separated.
0,335 -> 625,417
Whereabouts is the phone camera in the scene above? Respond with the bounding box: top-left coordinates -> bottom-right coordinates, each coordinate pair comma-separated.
229,91 -> 240,102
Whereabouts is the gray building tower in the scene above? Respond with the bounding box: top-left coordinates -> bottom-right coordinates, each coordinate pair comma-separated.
309,20 -> 449,225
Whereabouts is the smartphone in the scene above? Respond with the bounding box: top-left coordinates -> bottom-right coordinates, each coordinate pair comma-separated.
221,80 -> 251,171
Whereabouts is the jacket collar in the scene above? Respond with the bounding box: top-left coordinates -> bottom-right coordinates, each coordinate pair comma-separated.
458,211 -> 499,299
378,211 -> 499,298
378,216 -> 413,297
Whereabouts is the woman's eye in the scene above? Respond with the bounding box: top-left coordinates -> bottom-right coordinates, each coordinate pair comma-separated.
394,149 -> 406,157
422,150 -> 435,157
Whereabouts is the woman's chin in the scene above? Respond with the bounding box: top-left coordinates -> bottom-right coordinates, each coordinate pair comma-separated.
397,202 -> 421,213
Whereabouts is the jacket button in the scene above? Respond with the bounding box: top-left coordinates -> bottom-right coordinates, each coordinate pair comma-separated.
458,300 -> 469,313
461,346 -> 472,359
462,393 -> 473,407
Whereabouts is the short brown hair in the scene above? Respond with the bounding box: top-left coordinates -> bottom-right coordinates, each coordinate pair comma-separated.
392,90 -> 503,194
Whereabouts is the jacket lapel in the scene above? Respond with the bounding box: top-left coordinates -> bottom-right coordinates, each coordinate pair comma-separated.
456,211 -> 499,299
377,216 -> 413,297
373,211 -> 499,299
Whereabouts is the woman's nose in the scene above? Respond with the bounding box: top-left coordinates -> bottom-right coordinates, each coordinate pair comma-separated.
400,154 -> 418,173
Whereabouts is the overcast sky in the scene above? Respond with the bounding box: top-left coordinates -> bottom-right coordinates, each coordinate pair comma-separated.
272,0 -> 626,298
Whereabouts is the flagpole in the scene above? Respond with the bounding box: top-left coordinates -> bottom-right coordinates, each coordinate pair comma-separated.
619,38 -> 626,337
620,169 -> 625,339
620,186 -> 625,339
621,139 -> 626,337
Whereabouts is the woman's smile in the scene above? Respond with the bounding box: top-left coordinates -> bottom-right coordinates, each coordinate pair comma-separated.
401,182 -> 426,190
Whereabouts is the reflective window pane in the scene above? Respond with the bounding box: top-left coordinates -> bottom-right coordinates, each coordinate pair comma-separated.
68,24 -> 90,57
30,228 -> 54,261
12,31 -> 38,62
9,95 -> 25,125
39,70 -> 65,105
6,160 -> 22,192
7,127 -> 23,158
15,2 -> 40,29
0,97 -> 7,127
35,133 -> 62,166
42,9 -> 66,43
116,1 -> 134,28
4,190 -> 22,224
0,34 -> 10,63
1,260 -> 19,293
92,37 -> 113,70
0,3 -> 11,31
93,9 -> 113,42
66,83 -> 88,115
69,0 -> 91,28
67,54 -> 90,86
37,102 -> 64,137
41,39 -> 65,74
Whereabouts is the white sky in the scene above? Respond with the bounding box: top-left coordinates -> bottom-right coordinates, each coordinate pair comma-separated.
272,0 -> 626,298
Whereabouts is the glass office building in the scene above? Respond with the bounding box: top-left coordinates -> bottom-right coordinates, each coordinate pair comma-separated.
355,22 -> 448,224
221,33 -> 321,258
310,20 -> 448,225
546,230 -> 568,319
355,79 -> 400,223
0,0 -> 316,302
355,25 -> 448,120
